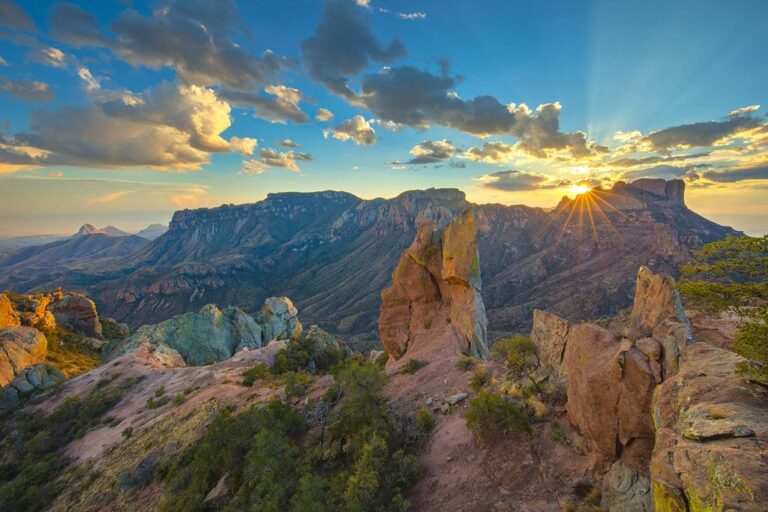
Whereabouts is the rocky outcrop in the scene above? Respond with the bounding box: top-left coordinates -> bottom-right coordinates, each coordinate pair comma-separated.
379,209 -> 489,359
529,309 -> 570,375
0,363 -> 64,412
0,327 -> 48,386
651,342 -> 768,511
0,293 -> 20,329
52,293 -> 103,338
105,298 -> 303,366
259,297 -> 302,342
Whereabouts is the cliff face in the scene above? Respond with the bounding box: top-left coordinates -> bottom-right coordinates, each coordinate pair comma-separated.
1,180 -> 740,337
379,209 -> 489,359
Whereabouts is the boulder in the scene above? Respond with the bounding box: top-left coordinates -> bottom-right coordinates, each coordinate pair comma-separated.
0,293 -> 20,329
106,304 -> 264,366
0,327 -> 48,386
259,297 -> 302,342
0,363 -> 64,412
530,309 -> 570,376
52,293 -> 103,338
650,342 -> 768,511
601,461 -> 653,512
379,209 -> 489,359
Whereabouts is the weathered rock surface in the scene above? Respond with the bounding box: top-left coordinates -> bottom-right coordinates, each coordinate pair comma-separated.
379,209 -> 489,359
0,293 -> 20,329
0,363 -> 64,412
0,326 -> 48,386
105,298 -> 303,366
651,342 -> 768,512
258,297 -> 302,342
52,293 -> 103,338
601,461 -> 653,512
529,309 -> 570,375
631,266 -> 693,377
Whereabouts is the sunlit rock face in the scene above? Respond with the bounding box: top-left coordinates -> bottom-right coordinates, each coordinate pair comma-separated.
0,327 -> 48,386
0,294 -> 20,329
379,209 -> 489,360
104,297 -> 302,366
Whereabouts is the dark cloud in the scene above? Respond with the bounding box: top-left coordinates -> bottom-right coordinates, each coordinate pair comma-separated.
359,66 -> 604,158
0,78 -> 52,101
301,0 -> 405,98
642,112 -> 764,153
324,115 -> 377,145
405,139 -> 458,164
219,85 -> 309,124
477,170 -> 549,192
699,164 -> 768,183
0,0 -> 35,31
50,0 -> 289,90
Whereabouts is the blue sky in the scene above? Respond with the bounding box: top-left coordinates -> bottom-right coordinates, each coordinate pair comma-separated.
0,0 -> 766,236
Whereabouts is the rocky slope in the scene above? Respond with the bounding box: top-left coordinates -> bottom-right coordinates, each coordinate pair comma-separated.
0,180 -> 738,340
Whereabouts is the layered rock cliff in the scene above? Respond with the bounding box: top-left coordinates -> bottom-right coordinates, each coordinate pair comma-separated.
379,209 -> 489,359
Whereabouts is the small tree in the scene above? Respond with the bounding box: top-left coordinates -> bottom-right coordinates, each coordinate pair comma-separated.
678,235 -> 768,385
491,336 -> 541,390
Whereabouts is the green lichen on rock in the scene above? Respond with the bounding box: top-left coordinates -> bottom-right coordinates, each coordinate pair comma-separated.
651,480 -> 687,512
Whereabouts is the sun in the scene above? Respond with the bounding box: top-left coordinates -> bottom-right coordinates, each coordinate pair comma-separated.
569,184 -> 591,196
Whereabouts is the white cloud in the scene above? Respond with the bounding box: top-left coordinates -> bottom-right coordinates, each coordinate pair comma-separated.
323,115 -> 377,146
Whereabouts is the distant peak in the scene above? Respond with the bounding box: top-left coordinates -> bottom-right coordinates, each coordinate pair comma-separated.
75,224 -> 130,237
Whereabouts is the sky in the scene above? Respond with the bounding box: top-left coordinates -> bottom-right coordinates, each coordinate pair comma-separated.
0,0 -> 766,237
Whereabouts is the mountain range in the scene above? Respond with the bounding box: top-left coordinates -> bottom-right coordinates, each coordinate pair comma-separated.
0,179 -> 738,340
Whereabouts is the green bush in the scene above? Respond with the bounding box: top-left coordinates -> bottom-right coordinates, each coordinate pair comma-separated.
284,371 -> 312,399
242,362 -> 270,386
457,356 -> 475,371
468,366 -> 491,392
122,427 -> 134,439
163,359 -> 420,512
465,390 -> 530,446
491,336 -> 541,389
400,358 -> 427,375
415,408 -> 435,432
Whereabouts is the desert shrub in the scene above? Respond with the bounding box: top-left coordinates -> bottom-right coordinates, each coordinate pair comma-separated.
374,351 -> 390,366
415,408 -> 435,432
242,362 -> 270,386
0,382 -> 131,511
400,358 -> 427,375
172,393 -> 186,406
457,356 -> 475,371
465,390 -> 530,445
492,336 -> 541,389
122,427 -> 134,439
163,359 -> 420,511
284,371 -> 312,399
548,422 -> 566,442
468,366 -> 491,392
272,335 -> 346,375
677,235 -> 768,384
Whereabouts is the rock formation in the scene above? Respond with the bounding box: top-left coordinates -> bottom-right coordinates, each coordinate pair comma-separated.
105,298 -> 302,366
52,293 -> 103,338
0,327 -> 48,386
0,363 -> 64,412
379,209 -> 489,359
651,342 -> 768,511
0,293 -> 20,329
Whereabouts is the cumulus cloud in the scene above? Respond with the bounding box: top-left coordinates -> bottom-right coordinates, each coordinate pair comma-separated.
50,0 -> 289,90
219,85 -> 309,124
0,78 -> 53,101
242,148 -> 311,173
301,0 -> 405,98
475,170 -> 550,192
0,0 -> 35,31
1,82 -> 256,170
462,141 -> 517,163
27,47 -> 67,68
278,139 -> 299,148
641,109 -> 764,154
324,115 -> 377,145
315,107 -> 334,122
405,139 -> 457,164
